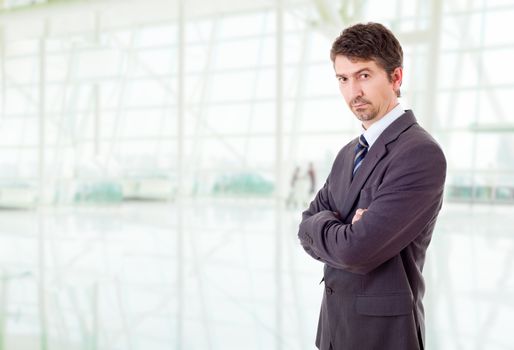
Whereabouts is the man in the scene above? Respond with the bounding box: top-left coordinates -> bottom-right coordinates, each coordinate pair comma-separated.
297,22 -> 446,350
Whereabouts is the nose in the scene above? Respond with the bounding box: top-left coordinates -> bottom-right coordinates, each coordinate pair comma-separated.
349,80 -> 363,98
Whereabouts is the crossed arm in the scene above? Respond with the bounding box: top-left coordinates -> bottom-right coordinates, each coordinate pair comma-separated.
297,144 -> 446,274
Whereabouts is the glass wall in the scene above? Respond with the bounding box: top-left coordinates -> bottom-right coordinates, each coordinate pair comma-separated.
0,0 -> 513,349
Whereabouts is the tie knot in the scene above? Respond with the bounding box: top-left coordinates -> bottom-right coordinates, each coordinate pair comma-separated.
353,134 -> 369,176
356,134 -> 368,151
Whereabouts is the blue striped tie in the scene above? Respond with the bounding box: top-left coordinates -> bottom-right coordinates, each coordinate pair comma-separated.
353,134 -> 369,176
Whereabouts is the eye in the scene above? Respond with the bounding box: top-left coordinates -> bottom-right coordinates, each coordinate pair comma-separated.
337,76 -> 347,83
359,73 -> 370,79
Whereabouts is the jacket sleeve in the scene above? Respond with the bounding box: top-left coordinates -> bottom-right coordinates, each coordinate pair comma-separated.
298,178 -> 334,260
298,143 -> 446,274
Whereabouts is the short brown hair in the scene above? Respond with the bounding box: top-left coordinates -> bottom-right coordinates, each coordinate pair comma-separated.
330,22 -> 403,96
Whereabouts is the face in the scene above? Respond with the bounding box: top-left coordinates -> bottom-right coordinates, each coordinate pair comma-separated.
334,55 -> 402,128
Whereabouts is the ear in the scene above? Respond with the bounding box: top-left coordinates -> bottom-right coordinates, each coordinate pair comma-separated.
391,67 -> 403,93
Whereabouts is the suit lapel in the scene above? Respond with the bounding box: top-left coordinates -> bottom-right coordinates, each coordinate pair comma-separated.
340,111 -> 418,222
341,138 -> 358,193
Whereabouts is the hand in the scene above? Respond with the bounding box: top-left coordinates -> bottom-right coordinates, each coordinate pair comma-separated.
352,208 -> 367,224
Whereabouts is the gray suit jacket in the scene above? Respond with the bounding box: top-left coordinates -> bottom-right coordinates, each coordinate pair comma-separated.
298,111 -> 446,350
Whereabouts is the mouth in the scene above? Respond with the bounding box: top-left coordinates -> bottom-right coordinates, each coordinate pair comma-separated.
352,103 -> 368,109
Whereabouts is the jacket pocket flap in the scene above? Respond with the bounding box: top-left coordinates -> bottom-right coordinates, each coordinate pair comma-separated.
356,294 -> 413,316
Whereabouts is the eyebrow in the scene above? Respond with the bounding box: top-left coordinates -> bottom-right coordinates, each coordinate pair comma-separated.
335,68 -> 371,78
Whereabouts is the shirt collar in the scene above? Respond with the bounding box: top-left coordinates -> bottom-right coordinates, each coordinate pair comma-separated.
362,103 -> 405,149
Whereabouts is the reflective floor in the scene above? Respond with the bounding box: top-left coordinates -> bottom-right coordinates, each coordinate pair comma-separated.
0,199 -> 513,349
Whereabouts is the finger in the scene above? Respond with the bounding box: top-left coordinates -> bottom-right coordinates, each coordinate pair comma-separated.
356,208 -> 368,215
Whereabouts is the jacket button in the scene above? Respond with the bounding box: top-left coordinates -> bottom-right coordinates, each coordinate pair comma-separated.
325,287 -> 333,295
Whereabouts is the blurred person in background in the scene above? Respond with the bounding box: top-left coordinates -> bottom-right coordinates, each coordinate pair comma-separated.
297,22 -> 446,350
308,161 -> 316,196
286,166 -> 301,208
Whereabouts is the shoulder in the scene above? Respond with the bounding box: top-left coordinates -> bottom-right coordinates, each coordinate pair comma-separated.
396,123 -> 445,160
325,137 -> 357,181
387,124 -> 447,184
333,137 -> 357,163
337,137 -> 358,156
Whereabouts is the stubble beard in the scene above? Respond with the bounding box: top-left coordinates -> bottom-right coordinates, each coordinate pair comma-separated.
351,103 -> 378,123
